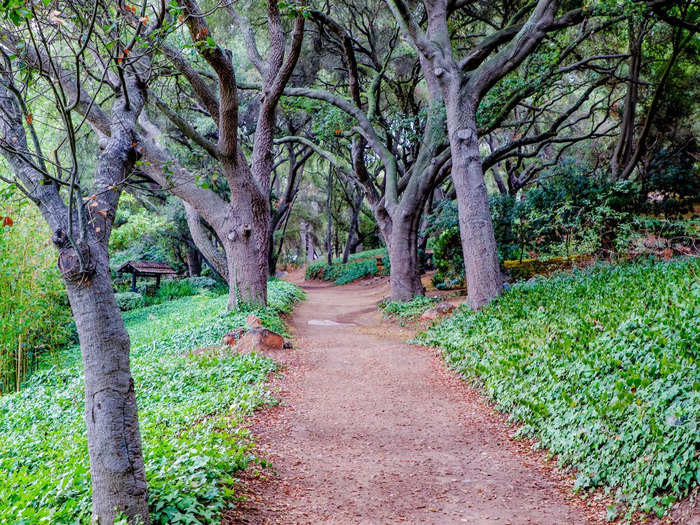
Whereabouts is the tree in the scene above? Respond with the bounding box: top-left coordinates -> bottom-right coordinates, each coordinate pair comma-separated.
140,0 -> 306,307
385,0 -> 678,308
275,1 -> 452,300
0,2 -> 154,521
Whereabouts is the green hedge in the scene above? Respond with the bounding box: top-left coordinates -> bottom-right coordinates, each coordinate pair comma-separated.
305,248 -> 389,284
418,258 -> 699,519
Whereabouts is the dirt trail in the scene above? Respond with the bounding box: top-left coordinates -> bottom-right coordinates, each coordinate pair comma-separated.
226,276 -> 604,524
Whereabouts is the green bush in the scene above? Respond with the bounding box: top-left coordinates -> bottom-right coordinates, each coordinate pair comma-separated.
305,248 -> 388,284
432,227 -> 464,289
418,258 -> 699,519
185,276 -> 220,290
0,280 -> 304,524
115,291 -> 146,311
153,279 -> 198,302
0,200 -> 72,393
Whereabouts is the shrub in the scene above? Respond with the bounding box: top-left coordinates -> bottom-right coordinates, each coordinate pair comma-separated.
418,258 -> 700,519
432,227 -> 464,289
0,200 -> 72,393
185,276 -> 219,290
153,279 -> 198,302
502,254 -> 592,281
305,248 -> 388,284
115,291 -> 146,311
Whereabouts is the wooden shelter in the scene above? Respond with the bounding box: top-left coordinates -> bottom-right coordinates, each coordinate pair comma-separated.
117,261 -> 178,292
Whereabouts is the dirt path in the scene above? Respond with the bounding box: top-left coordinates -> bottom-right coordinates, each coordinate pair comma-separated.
226,277 -> 605,524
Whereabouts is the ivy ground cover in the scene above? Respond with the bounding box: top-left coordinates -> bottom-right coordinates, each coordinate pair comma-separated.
418,258 -> 699,519
0,280 -> 304,524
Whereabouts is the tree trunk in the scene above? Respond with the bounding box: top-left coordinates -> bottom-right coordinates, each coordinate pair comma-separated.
384,211 -> 424,302
326,166 -> 333,266
445,97 -> 502,310
186,246 -> 202,276
611,19 -> 643,177
217,160 -> 269,308
184,203 -> 229,281
60,243 -> 149,524
342,189 -> 363,263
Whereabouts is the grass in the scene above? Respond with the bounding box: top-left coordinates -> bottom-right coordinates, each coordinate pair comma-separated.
0,279 -> 304,524
305,248 -> 388,284
417,258 -> 699,519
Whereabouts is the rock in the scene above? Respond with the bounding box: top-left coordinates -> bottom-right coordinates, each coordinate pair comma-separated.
420,308 -> 439,321
247,314 -> 263,329
236,328 -> 285,352
420,302 -> 455,321
435,302 -> 454,315
222,328 -> 246,346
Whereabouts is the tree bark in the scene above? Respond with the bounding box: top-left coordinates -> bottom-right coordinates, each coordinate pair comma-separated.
186,246 -> 202,276
220,158 -> 269,307
385,211 -> 425,301
342,189 -> 364,263
445,95 -> 503,309
0,76 -> 150,524
326,165 -> 333,266
183,202 -> 229,281
611,19 -> 643,177
63,246 -> 150,524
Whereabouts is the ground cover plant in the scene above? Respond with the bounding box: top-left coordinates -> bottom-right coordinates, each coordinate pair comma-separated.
417,258 -> 699,519
305,248 -> 389,284
0,280 -> 303,524
380,295 -> 438,321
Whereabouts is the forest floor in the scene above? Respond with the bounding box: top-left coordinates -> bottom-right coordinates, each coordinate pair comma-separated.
224,272 -> 615,525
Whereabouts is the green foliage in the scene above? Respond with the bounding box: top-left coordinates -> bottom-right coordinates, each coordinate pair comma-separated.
153,279 -> 199,303
418,259 -> 699,518
110,206 -> 169,252
305,248 -> 388,284
185,276 -> 220,291
645,149 -> 700,216
0,200 -> 72,393
380,296 -> 438,320
428,162 -> 698,290
432,227 -> 464,290
0,280 -> 303,524
115,291 -> 146,311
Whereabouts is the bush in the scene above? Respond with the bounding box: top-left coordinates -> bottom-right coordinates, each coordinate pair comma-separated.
185,276 -> 219,290
502,254 -> 592,281
0,280 -> 304,524
153,279 -> 198,302
305,248 -> 388,284
432,227 -> 464,289
115,291 -> 146,311
0,200 -> 72,393
418,258 -> 699,519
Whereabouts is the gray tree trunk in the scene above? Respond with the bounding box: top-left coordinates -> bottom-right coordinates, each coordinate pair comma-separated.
385,212 -> 425,301
220,158 -> 269,307
0,77 -> 150,524
445,96 -> 502,309
342,189 -> 364,264
62,245 -> 150,524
